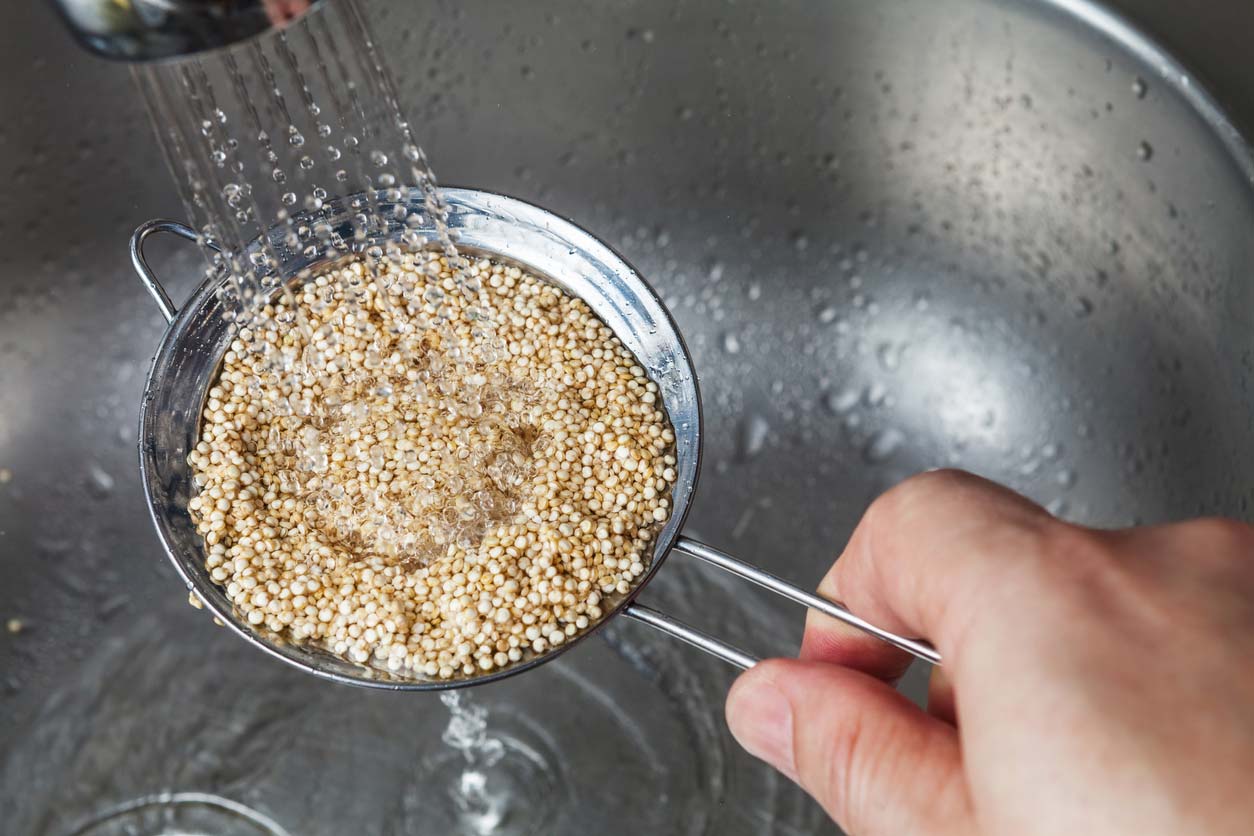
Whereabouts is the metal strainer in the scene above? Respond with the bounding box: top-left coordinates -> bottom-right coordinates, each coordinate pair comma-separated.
132,187 -> 939,691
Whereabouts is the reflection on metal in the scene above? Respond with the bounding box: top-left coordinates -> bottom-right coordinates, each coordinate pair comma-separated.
51,0 -> 325,62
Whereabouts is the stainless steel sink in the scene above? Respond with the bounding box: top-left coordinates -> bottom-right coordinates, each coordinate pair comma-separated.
3,1 -> 1253,834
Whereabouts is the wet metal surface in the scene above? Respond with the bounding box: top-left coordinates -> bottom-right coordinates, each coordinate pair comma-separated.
3,1 -> 1254,833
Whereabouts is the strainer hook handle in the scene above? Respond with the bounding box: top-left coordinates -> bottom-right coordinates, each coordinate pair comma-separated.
130,219 -> 218,323
624,536 -> 941,669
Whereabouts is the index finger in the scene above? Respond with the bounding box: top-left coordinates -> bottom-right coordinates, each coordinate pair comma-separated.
816,469 -> 1058,663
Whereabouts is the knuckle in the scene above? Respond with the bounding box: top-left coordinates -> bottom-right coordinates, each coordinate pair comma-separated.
875,469 -> 970,520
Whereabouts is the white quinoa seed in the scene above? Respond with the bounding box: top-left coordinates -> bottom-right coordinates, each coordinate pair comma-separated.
187,252 -> 677,680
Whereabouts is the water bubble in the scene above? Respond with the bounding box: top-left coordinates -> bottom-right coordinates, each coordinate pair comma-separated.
271,167 -> 287,184
335,169 -> 348,182
371,150 -> 389,166
282,192 -> 297,206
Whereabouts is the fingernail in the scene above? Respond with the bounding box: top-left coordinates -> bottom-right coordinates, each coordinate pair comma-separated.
726,674 -> 798,781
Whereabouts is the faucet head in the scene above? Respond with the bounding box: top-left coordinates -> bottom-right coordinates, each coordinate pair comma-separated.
51,0 -> 325,62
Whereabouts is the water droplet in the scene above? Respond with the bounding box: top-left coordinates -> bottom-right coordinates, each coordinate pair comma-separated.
1075,297 -> 1094,317
85,463 -> 115,498
1057,468 -> 1076,488
876,342 -> 902,371
864,381 -> 887,406
1132,77 -> 1147,99
282,192 -> 297,206
737,413 -> 770,461
1137,140 -> 1153,161
721,331 -> 741,354
862,428 -> 904,463
816,305 -> 838,324
747,282 -> 761,301
371,150 -> 389,167
289,131 -> 306,148
822,388 -> 860,414
271,167 -> 286,184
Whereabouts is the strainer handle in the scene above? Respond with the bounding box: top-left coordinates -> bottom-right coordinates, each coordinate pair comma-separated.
130,219 -> 215,323
623,536 -> 941,669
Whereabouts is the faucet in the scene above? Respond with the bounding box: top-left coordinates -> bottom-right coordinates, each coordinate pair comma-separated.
50,0 -> 325,62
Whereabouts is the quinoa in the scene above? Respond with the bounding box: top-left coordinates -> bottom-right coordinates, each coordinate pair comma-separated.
187,251 -> 676,679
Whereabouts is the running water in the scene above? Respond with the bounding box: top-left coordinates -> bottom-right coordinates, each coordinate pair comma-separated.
130,0 -> 467,337
439,692 -> 511,834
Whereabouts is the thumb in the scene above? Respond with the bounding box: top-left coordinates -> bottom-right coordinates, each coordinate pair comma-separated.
726,659 -> 972,835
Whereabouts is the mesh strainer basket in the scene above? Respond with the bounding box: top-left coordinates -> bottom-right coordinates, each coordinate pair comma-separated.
132,187 -> 938,690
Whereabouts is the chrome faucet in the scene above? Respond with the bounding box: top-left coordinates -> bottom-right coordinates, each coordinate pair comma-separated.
50,0 -> 325,62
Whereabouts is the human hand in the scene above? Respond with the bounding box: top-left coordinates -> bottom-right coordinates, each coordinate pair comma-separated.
726,470 -> 1254,835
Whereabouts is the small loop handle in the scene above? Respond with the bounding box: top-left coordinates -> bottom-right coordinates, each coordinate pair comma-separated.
130,219 -> 210,324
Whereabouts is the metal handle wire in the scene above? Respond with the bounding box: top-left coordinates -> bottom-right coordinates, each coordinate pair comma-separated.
624,536 -> 941,669
130,219 -> 214,323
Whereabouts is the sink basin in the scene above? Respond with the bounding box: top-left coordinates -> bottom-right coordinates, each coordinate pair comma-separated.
2,0 -> 1252,833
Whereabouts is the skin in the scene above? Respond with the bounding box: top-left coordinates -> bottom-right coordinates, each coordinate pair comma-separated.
725,470 -> 1254,835
262,0 -> 312,27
